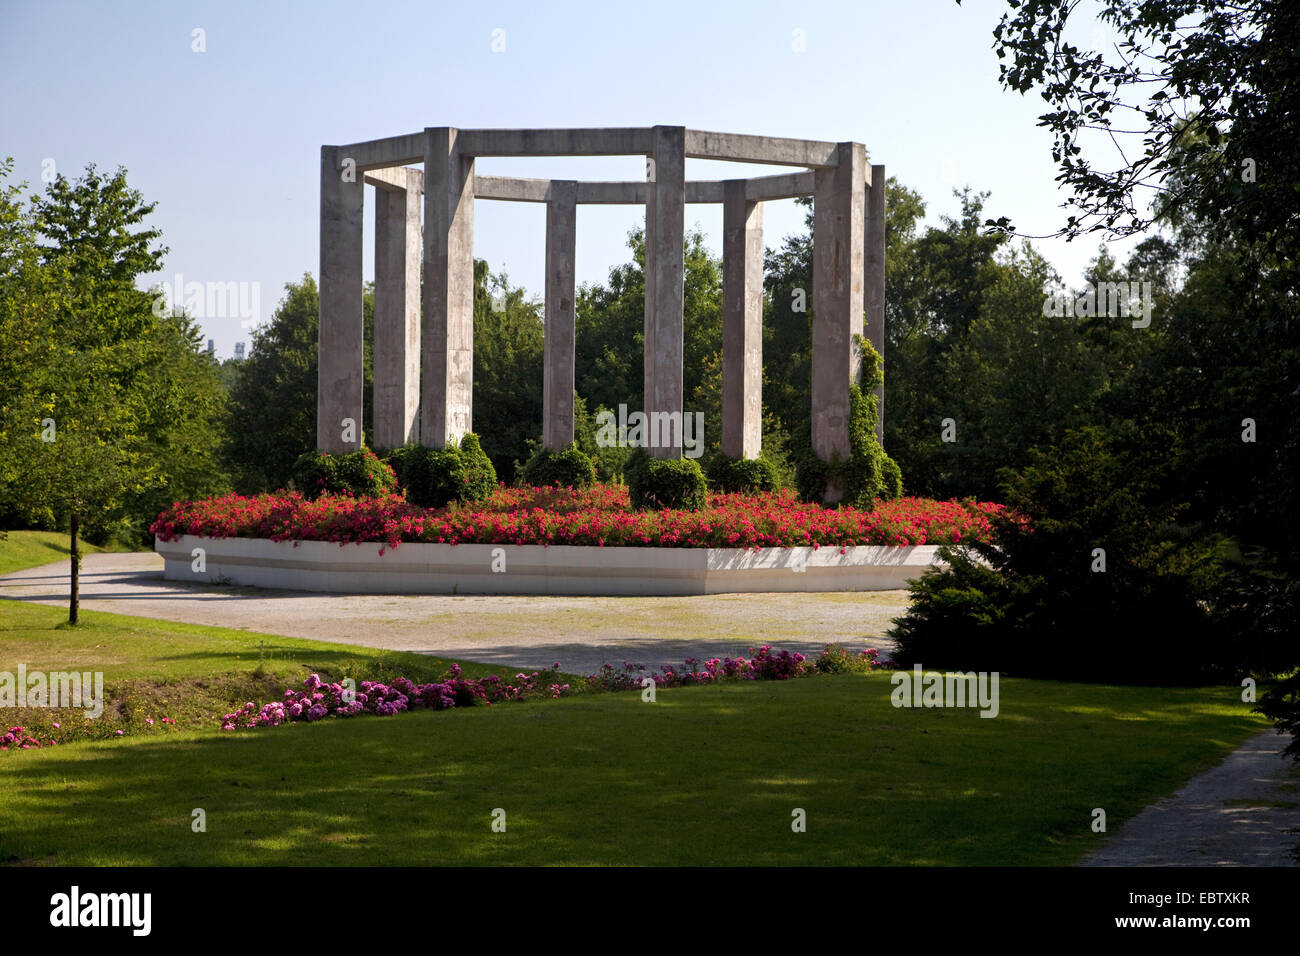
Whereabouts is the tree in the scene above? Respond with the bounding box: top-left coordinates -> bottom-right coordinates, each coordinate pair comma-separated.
472,261 -> 543,482
0,161 -> 173,623
224,276 -> 374,493
967,0 -> 1300,259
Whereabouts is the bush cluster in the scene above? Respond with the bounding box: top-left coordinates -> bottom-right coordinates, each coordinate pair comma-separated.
626,450 -> 708,511
519,442 -> 597,489
889,427 -> 1225,684
387,434 -> 498,509
705,454 -> 781,494
290,448 -> 397,500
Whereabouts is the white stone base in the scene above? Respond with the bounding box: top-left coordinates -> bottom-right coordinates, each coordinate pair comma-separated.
156,535 -> 940,596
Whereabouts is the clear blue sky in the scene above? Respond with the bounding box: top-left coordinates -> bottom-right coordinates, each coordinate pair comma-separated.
2,0 -> 1137,358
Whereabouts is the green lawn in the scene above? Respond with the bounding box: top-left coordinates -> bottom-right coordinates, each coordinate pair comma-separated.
0,600 -> 1268,866
0,530 -> 134,576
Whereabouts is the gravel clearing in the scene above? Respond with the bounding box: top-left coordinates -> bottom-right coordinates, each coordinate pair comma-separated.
0,552 -> 907,675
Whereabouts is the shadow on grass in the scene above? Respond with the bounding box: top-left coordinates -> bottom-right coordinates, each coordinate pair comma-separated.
0,676 -> 1268,867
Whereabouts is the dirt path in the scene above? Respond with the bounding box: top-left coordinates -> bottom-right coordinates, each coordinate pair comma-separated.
0,552 -> 907,675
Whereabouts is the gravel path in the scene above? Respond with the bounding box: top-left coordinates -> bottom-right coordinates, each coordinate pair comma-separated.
1080,730 -> 1300,866
0,552 -> 906,675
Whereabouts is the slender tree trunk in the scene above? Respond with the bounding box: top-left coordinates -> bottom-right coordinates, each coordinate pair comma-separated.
69,512 -> 79,625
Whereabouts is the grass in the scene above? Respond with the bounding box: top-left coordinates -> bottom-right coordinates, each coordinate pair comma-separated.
0,530 -> 134,577
0,600 -> 1271,866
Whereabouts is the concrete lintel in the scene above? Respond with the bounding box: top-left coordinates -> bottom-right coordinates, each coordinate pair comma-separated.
364,166 -> 423,193
458,127 -> 653,157
685,129 -> 841,167
473,175 -> 552,203
743,170 -> 816,202
337,132 -> 425,173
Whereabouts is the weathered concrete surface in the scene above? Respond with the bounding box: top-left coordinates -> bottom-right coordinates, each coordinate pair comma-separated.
722,180 -> 763,459
811,142 -> 866,493
317,145 -> 365,453
339,131 -> 424,172
0,553 -> 909,677
473,175 -> 553,203
372,169 -> 422,449
421,127 -> 476,448
1081,730 -> 1300,867
644,125 -> 686,458
744,170 -> 816,202
473,177 -> 810,206
865,163 -> 886,446
543,181 -> 577,450
459,127 -> 653,157
685,129 -> 839,167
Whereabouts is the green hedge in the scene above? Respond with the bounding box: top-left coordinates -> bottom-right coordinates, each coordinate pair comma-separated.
520,443 -> 597,489
626,450 -> 708,511
291,449 -> 397,499
387,434 -> 498,509
705,454 -> 781,494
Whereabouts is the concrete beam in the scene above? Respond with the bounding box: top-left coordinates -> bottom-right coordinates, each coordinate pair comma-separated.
339,132 -> 425,173
811,142 -> 866,500
721,181 -> 763,460
744,170 -> 816,202
373,176 -> 422,450
317,145 -> 365,453
685,129 -> 840,167
364,166 -> 423,193
644,126 -> 686,459
865,163 -> 886,447
421,127 -> 476,448
459,127 -> 652,157
543,181 -> 578,451
473,175 -> 552,203
579,181 -> 645,204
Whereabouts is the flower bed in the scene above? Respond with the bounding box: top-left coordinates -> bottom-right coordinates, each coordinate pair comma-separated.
221,645 -> 892,731
152,485 -> 1005,551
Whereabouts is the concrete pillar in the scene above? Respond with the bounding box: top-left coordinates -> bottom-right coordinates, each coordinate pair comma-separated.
865,163 -> 886,446
721,180 -> 763,460
643,125 -> 686,459
373,174 -> 422,449
421,127 -> 476,448
812,142 -> 866,499
317,145 -> 365,453
543,180 -> 578,450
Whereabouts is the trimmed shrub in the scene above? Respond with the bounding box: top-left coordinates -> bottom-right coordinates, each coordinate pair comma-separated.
387,434 -> 498,509
291,449 -> 397,500
706,454 -> 781,494
626,449 -> 708,511
520,442 -> 597,489
457,434 -> 498,501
